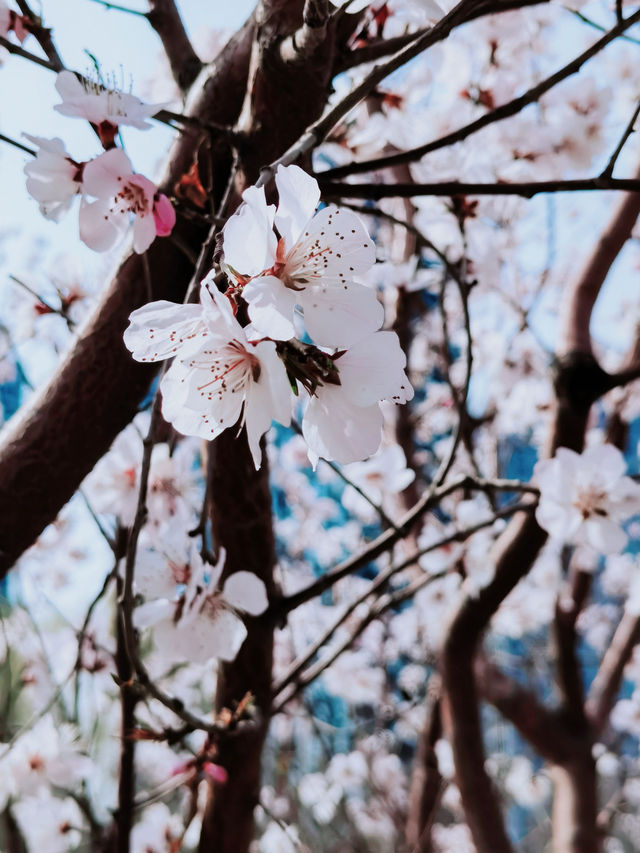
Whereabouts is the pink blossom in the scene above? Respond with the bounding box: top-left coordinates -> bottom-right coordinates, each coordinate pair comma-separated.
80,148 -> 175,253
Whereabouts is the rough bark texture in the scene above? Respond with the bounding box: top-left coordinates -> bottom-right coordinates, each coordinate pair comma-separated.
198,3 -> 338,850
198,433 -> 276,853
0,18 -> 255,576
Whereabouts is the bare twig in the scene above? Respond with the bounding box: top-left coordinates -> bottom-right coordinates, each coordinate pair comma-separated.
274,479 -> 538,614
601,98 -> 640,178
319,176 -> 640,199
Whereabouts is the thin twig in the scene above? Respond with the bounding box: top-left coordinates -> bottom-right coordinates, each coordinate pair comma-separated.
318,8 -> 640,181
319,176 -> 640,199
601,97 -> 640,178
274,477 -> 538,615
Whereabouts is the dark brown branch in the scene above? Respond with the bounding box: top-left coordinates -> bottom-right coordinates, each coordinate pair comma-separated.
279,0 -> 330,63
198,435 -> 276,852
601,98 -> 640,178
438,164 -> 640,853
319,7 -> 640,181
257,0 -> 507,186
405,688 -> 444,853
114,577 -> 137,853
553,568 -> 592,727
559,162 -> 640,356
476,658 -> 574,763
335,28 -> 430,73
586,611 -> 640,735
0,34 -> 58,69
15,0 -> 64,70
146,0 -> 202,92
319,176 -> 640,199
336,0 -> 549,72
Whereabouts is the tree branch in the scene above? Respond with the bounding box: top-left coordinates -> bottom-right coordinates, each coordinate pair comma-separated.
438,156 -> 640,853
586,610 -> 640,736
273,477 -> 538,615
318,7 -> 640,180
257,0 -> 513,187
146,0 -> 202,92
476,657 -> 574,763
318,176 -> 640,199
279,0 -> 330,63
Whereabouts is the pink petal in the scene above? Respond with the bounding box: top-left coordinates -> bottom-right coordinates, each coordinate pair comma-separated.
203,762 -> 228,784
153,193 -> 176,236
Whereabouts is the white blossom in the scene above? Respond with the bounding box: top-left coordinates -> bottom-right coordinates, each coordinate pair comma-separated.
223,165 -> 383,347
302,330 -> 413,466
135,543 -> 268,662
23,135 -> 82,222
125,279 -> 292,469
54,70 -> 164,129
80,148 -> 175,253
534,445 -> 640,554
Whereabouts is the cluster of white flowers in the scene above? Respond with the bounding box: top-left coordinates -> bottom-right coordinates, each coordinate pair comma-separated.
124,164 -> 414,468
23,71 -> 175,253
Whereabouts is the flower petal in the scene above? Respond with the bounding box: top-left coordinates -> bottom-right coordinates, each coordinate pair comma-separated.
301,280 -> 383,347
243,275 -> 297,341
274,164 -> 320,253
223,571 -> 268,615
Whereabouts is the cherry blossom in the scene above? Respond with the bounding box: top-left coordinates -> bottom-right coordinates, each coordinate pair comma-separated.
301,330 -> 413,465
223,165 -> 383,347
54,70 -> 163,130
80,148 -> 175,253
23,135 -> 82,222
135,543 -> 268,662
124,279 -> 292,468
534,444 -> 640,553
341,444 -> 415,518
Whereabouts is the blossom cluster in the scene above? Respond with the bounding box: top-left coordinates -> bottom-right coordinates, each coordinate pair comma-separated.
24,71 -> 175,253
124,164 -> 414,468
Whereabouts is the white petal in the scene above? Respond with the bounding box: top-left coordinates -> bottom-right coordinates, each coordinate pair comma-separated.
223,186 -> 276,277
303,388 -> 383,464
243,275 -> 297,341
82,148 -> 133,198
301,280 -> 383,347
135,550 -> 176,599
132,211 -> 157,254
182,608 -> 248,662
275,164 -> 320,252
134,598 -> 174,630
223,572 -> 268,615
582,444 -> 627,488
124,301 -> 206,362
581,518 -> 628,554
535,501 -> 581,540
79,198 -> 125,252
256,341 -> 293,428
337,331 -> 413,405
288,206 -> 375,281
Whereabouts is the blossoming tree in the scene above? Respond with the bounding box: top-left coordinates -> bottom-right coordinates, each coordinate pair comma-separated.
3,0 -> 640,851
